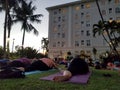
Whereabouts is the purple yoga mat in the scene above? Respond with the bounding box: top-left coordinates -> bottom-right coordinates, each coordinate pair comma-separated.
40,72 -> 91,84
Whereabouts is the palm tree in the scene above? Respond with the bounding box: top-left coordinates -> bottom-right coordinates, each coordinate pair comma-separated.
0,0 -> 25,59
12,1 -> 43,50
0,0 -> 9,59
93,20 -> 113,49
41,37 -> 49,55
106,20 -> 120,53
95,0 -> 119,56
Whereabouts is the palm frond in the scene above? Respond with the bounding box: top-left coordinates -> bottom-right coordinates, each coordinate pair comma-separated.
29,14 -> 43,23
29,24 -> 39,36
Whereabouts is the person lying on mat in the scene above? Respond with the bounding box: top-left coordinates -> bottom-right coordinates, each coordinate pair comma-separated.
53,57 -> 89,82
25,58 -> 58,72
6,58 -> 58,72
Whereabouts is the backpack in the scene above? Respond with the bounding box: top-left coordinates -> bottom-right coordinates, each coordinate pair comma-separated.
0,67 -> 25,79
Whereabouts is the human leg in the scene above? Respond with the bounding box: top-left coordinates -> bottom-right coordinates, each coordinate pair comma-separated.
53,70 -> 72,82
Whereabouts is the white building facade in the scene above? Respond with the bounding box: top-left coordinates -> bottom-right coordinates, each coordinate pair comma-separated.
46,0 -> 120,59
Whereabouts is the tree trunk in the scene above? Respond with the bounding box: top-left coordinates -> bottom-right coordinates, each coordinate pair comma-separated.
7,10 -> 11,58
3,0 -> 9,59
22,29 -> 25,47
21,29 -> 25,57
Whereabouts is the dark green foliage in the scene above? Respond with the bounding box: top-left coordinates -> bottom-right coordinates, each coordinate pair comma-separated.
16,47 -> 45,59
0,46 -> 4,59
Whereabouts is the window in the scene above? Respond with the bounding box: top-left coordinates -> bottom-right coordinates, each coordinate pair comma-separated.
81,4 -> 84,9
75,41 -> 79,47
57,41 -> 60,47
86,3 -> 90,8
53,34 -> 57,39
53,17 -> 57,23
86,40 -> 91,46
86,23 -> 90,27
62,24 -> 65,30
62,16 -> 65,22
81,12 -> 84,17
53,26 -> 57,32
86,21 -> 90,27
58,24 -> 61,28
54,11 -> 57,15
62,8 -> 67,13
109,8 -> 112,13
75,23 -> 80,29
86,30 -> 90,36
75,6 -> 80,10
75,14 -> 79,19
58,9 -> 61,14
81,30 -> 84,35
58,17 -> 61,22
81,40 -> 84,45
86,14 -> 90,19
75,30 -> 80,37
115,0 -> 119,4
53,42 -> 56,47
108,0 -> 112,2
115,7 -> 120,13
57,33 -> 60,38
62,33 -> 65,38
102,10 -> 106,15
61,42 -> 65,47
81,21 -> 84,24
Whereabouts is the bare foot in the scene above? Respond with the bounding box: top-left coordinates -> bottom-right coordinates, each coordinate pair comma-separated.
53,76 -> 70,82
17,67 -> 25,71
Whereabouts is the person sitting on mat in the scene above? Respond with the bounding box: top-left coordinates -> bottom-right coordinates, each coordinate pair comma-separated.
53,56 -> 89,82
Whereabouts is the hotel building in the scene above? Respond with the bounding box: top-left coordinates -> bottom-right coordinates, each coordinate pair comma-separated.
46,0 -> 120,59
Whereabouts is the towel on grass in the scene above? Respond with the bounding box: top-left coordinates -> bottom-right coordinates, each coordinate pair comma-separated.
40,71 -> 91,84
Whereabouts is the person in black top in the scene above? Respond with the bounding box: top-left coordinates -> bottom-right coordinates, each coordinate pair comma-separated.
53,57 -> 89,82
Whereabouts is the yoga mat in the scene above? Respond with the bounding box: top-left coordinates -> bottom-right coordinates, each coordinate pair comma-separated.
40,72 -> 91,84
25,69 -> 56,75
25,70 -> 43,75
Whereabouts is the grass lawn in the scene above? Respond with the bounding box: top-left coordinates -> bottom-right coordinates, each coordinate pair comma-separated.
0,67 -> 120,90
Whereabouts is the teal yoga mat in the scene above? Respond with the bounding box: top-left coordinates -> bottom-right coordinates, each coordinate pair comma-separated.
25,70 -> 43,75
25,69 -> 55,75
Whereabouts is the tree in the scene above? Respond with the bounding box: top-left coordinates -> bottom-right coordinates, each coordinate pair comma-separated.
95,0 -> 119,57
93,20 -> 120,57
0,0 -> 25,59
16,47 -> 38,59
41,37 -> 49,56
93,20 -> 113,49
105,20 -> 120,47
12,1 -> 43,49
0,46 -> 4,59
0,0 -> 9,59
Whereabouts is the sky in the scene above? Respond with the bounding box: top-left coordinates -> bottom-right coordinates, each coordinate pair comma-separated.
0,0 -> 78,52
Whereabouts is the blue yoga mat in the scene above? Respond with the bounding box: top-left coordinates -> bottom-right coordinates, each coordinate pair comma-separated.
25,70 -> 43,75
25,69 -> 55,75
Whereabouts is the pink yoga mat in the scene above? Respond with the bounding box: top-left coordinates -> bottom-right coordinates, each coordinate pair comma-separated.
40,72 -> 91,84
